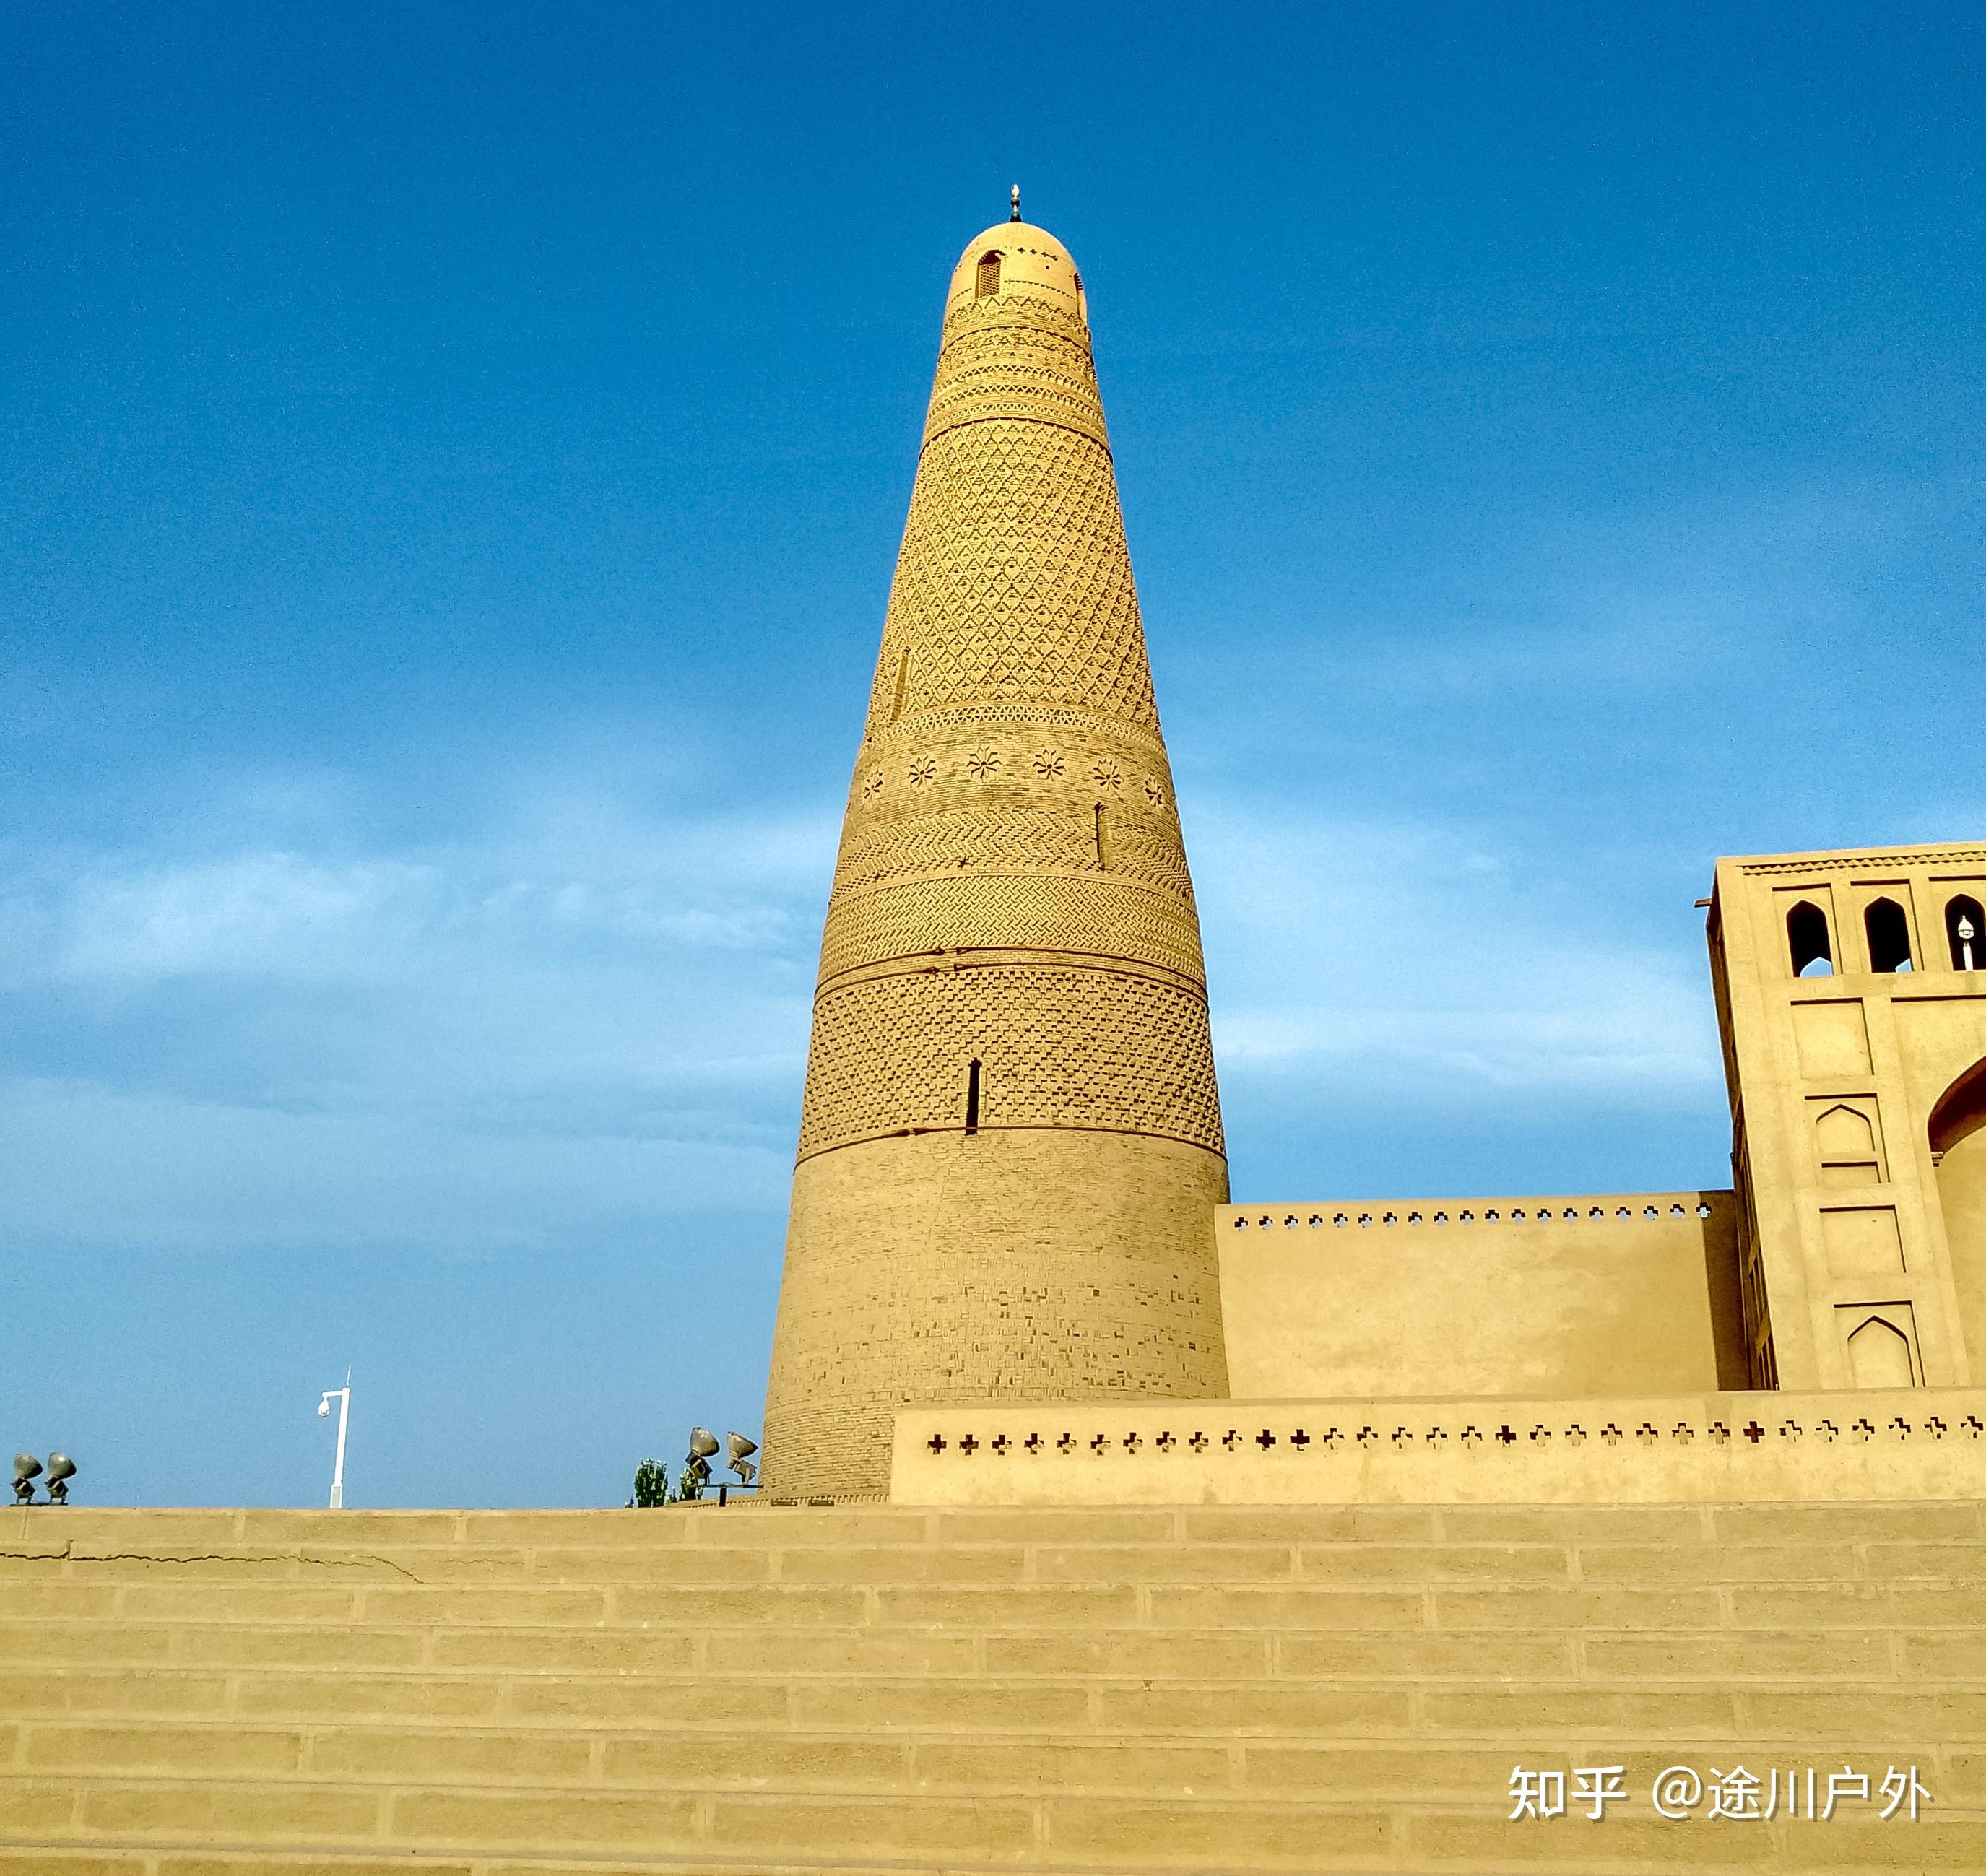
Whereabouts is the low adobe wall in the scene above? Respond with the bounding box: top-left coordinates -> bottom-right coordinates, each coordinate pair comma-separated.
1218,1191 -> 1749,1400
891,1386 -> 1986,1506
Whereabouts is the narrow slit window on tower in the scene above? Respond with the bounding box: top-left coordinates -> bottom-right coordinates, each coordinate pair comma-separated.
976,250 -> 1002,298
1948,894 -> 1983,971
1787,900 -> 1834,977
1093,802 -> 1111,870
889,646 -> 910,724
1864,897 -> 1914,973
963,1059 -> 981,1134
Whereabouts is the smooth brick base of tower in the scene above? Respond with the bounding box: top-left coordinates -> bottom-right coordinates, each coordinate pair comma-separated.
769,1130 -> 1229,1497
4,1502 -> 1983,1873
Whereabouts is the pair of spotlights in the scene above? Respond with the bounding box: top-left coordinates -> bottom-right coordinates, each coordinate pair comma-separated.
682,1427 -> 758,1493
13,1452 -> 76,1506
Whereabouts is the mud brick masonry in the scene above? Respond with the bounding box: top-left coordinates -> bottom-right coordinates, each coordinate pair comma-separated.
6,209 -> 1983,1875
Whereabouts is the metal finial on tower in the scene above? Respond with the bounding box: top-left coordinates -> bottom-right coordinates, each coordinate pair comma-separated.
1010,184 -> 1021,222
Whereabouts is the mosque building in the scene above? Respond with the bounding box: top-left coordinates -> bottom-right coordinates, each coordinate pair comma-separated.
760,202 -> 1986,1505
9,201 -> 1981,1875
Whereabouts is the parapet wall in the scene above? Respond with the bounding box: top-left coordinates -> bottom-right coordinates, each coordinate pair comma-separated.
891,1386 -> 1986,1506
1218,1191 -> 1749,1401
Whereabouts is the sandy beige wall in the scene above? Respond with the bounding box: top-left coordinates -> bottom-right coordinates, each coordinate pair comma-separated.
1217,1192 -> 1748,1402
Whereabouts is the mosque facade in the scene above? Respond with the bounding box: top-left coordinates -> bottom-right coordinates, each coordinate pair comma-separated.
761,210 -> 1986,1506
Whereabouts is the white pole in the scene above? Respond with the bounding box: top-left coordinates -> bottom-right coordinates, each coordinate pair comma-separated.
319,1370 -> 351,1510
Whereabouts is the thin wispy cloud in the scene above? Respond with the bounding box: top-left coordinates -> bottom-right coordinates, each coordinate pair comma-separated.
1194,801 -> 1717,1101
0,764 -> 839,1258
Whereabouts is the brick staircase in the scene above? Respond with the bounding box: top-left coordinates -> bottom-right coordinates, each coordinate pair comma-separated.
1,1500 -> 1982,1873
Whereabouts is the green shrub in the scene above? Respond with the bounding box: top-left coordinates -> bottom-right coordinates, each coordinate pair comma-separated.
632,1458 -> 669,1508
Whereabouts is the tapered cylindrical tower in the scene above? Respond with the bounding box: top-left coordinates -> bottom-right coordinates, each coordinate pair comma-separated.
762,215 -> 1228,1499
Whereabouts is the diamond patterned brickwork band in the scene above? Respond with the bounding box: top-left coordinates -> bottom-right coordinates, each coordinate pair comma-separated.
864,420 -> 1157,731
763,220 -> 1228,1499
795,962 -> 1224,1162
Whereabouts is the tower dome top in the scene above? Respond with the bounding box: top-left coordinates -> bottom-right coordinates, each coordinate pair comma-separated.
946,221 -> 1085,322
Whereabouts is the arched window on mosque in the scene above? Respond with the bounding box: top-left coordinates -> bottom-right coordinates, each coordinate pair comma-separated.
1948,894 -> 1983,972
976,251 -> 1002,298
1864,897 -> 1915,973
1787,900 -> 1834,977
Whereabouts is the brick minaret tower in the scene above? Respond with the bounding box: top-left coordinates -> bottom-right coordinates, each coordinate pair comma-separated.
761,209 -> 1228,1498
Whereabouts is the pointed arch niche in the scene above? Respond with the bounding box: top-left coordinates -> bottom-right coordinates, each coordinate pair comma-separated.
1841,1310 -> 1918,1389
1947,894 -> 1984,972
1787,900 -> 1834,977
1814,1101 -> 1883,1186
1863,896 -> 1915,973
1930,1056 -> 1986,1358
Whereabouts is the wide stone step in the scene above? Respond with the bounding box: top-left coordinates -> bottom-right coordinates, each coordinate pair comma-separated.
5,1770 -> 1986,1871
2,1672 -> 1978,1740
0,1721 -> 1972,1793
0,1855 -> 1028,1876
7,1617 -> 1954,1681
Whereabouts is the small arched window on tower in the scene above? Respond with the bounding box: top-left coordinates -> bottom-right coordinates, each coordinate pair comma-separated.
1073,269 -> 1086,322
1787,900 -> 1834,977
963,1059 -> 982,1135
976,250 -> 1002,299
1864,897 -> 1915,973
1947,894 -> 1984,971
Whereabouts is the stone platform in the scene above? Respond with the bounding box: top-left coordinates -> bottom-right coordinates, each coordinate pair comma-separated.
1,1501 -> 1982,1873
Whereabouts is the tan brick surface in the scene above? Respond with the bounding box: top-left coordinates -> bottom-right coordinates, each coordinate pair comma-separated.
1044,1797 -> 1395,1867
701,1626 -> 975,1677
1582,1629 -> 1896,1680
429,1627 -> 694,1672
0,1498 -> 1980,1875
706,1794 -> 1036,1857
390,1787 -> 696,1851
307,1727 -> 594,1782
1099,1683 -> 1413,1737
911,1739 -> 1232,1794
603,1732 -> 907,1789
1149,1586 -> 1425,1628
19,1725 -> 303,1775
79,1781 -> 382,1839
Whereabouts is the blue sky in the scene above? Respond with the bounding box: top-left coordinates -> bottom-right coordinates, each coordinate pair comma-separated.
3,3 -> 1980,1507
